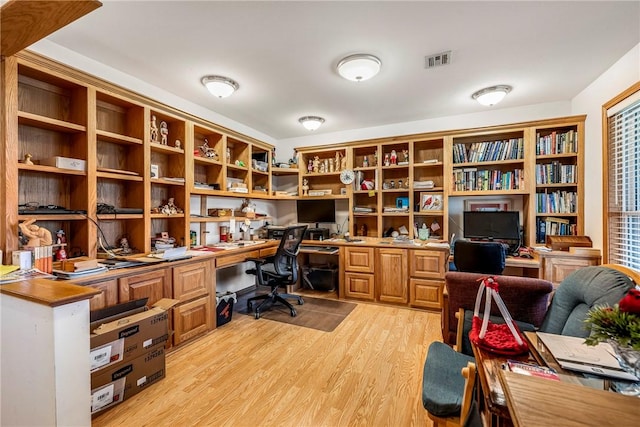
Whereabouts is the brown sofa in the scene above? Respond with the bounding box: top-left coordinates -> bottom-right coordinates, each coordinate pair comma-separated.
442,272 -> 554,347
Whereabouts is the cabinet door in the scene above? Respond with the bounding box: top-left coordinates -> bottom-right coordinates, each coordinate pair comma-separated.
409,249 -> 447,279
88,279 -> 118,310
173,260 -> 212,302
344,247 -> 375,273
377,248 -> 408,304
173,295 -> 212,345
542,255 -> 600,286
119,269 -> 171,307
410,278 -> 443,309
344,272 -> 375,301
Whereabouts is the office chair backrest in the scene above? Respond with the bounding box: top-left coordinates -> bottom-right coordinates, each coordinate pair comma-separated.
453,240 -> 506,275
273,225 -> 308,282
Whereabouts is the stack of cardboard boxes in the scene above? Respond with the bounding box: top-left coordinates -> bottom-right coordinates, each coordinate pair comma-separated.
89,299 -> 177,415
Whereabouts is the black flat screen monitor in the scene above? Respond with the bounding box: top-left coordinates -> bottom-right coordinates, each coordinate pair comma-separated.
296,199 -> 336,227
463,210 -> 520,241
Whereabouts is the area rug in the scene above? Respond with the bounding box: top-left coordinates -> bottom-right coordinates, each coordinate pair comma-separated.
236,294 -> 356,332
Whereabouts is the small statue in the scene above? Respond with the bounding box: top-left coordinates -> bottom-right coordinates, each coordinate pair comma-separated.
308,159 -> 313,173
56,229 -> 66,245
150,115 -> 159,142
312,156 -> 320,173
55,229 -> 67,260
23,153 -> 34,165
341,154 -> 348,171
19,218 -> 52,246
390,150 -> 397,165
374,149 -> 379,166
335,152 -> 341,172
175,140 -> 181,149
329,158 -> 334,173
363,156 -> 369,168
302,178 -> 309,196
319,162 -> 326,174
120,237 -> 132,254
402,149 -> 409,163
200,139 -> 218,160
384,153 -> 390,167
159,121 -> 168,145
323,158 -> 329,173
160,197 -> 182,215
227,147 -> 232,164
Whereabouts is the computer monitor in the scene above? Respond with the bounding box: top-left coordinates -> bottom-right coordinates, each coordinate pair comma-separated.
463,210 -> 521,241
296,199 -> 336,228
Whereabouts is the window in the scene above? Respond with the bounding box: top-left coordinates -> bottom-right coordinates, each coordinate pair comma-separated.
603,83 -> 640,269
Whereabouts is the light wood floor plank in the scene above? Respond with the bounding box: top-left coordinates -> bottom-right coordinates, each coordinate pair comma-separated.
92,299 -> 440,427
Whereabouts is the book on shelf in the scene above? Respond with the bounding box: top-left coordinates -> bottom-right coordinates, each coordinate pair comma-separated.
353,206 -> 374,213
505,360 -> 560,381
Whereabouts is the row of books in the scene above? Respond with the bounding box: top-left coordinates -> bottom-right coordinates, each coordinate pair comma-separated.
535,162 -> 577,185
452,138 -> 524,164
536,191 -> 577,214
536,217 -> 577,243
452,168 -> 525,191
536,130 -> 578,156
24,245 -> 54,273
353,206 -> 375,213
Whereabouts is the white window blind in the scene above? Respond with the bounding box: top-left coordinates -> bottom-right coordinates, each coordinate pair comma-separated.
606,97 -> 640,270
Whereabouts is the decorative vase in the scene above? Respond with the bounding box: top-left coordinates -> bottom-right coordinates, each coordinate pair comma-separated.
608,339 -> 640,395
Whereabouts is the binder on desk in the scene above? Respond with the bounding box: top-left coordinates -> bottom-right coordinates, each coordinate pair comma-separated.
536,332 -> 638,381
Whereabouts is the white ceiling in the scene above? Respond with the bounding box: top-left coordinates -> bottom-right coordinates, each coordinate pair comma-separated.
42,1 -> 640,140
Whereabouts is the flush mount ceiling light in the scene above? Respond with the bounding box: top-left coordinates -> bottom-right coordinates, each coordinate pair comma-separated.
337,54 -> 381,82
298,116 -> 325,131
201,75 -> 239,98
472,85 -> 512,106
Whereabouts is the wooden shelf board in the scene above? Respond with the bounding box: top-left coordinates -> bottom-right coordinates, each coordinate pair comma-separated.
189,215 -> 272,223
150,213 -> 185,219
18,163 -> 86,176
416,210 -> 444,215
536,213 -> 577,217
96,129 -> 143,145
271,167 -> 299,176
302,171 -> 341,177
413,162 -> 444,168
452,159 -> 525,167
227,163 -> 249,172
18,111 -> 86,133
194,156 -> 223,166
151,178 -> 185,186
381,165 -> 410,170
536,153 -> 578,160
251,169 -> 269,176
18,214 -> 87,221
449,190 -> 529,196
150,142 -> 184,154
413,187 -> 444,192
536,183 -> 578,188
353,213 -> 378,217
97,214 -> 144,220
97,170 -> 144,182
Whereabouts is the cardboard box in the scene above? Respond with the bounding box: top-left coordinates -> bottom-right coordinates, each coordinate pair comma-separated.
40,156 -> 86,171
90,347 -> 166,414
90,298 -> 178,373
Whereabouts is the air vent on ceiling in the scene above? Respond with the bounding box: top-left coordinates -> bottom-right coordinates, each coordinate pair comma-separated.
425,51 -> 452,69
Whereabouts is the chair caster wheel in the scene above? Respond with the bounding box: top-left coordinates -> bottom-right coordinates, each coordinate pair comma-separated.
297,298 -> 304,305
290,309 -> 297,317
254,312 -> 261,319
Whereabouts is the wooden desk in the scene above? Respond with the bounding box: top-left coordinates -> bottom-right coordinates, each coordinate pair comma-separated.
499,370 -> 637,427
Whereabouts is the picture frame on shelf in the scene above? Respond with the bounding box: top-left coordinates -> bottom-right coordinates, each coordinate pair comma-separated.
464,199 -> 512,212
419,193 -> 443,212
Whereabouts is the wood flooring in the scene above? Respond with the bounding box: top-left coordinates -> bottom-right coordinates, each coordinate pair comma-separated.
92,295 -> 441,427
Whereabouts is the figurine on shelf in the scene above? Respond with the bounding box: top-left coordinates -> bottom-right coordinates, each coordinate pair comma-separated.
335,152 -> 341,172
402,149 -> 409,163
390,149 -> 397,165
23,153 -> 34,165
19,218 -> 52,246
159,121 -> 168,145
227,147 -> 232,164
150,115 -> 159,142
320,161 -> 326,174
120,237 -> 132,254
200,139 -> 218,160
55,229 -> 67,261
384,153 -> 390,167
362,156 -> 369,168
313,156 -> 320,173
374,149 -> 379,166
302,178 -> 309,196
56,229 -> 66,245
341,154 -> 348,171
323,158 -> 329,173
308,159 -> 313,173
329,158 -> 334,173
175,140 -> 181,149
160,197 -> 182,215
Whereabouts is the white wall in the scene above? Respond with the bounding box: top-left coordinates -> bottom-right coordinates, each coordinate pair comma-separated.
571,43 -> 640,250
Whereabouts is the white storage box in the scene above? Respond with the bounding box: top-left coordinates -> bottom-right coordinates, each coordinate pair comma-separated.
41,156 -> 86,171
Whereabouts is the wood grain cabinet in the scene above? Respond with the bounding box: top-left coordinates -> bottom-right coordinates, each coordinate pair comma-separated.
87,279 -> 118,311
409,249 -> 447,309
118,269 -> 171,307
377,248 -> 408,304
171,260 -> 214,345
541,252 -> 601,286
343,247 -> 375,301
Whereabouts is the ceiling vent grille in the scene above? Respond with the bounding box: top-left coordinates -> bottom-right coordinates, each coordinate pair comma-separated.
425,51 -> 451,69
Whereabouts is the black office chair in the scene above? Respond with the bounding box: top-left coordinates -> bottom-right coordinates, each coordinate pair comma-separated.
246,225 -> 308,319
453,240 -> 506,275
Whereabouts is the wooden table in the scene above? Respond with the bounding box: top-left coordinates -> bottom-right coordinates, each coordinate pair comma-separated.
471,332 -> 617,427
499,370 -> 637,427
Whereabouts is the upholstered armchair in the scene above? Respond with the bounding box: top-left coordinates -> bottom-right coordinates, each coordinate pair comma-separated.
442,272 -> 554,349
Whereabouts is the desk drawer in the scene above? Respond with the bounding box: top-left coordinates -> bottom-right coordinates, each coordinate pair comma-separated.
173,260 -> 212,302
260,247 -> 277,258
410,278 -> 443,309
216,250 -> 259,268
409,250 -> 446,279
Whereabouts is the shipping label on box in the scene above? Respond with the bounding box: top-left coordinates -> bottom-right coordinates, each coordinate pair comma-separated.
90,347 -> 166,414
90,298 -> 178,373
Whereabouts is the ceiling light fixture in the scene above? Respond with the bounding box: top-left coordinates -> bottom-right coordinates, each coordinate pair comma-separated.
472,85 -> 512,106
201,75 -> 239,98
337,54 -> 381,82
298,116 -> 325,131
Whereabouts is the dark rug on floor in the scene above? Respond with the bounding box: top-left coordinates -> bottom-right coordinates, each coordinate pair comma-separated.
236,293 -> 356,332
